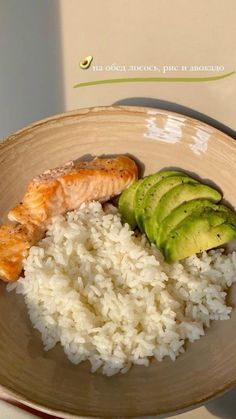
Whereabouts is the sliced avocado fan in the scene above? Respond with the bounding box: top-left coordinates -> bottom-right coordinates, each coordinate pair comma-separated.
118,170 -> 187,230
164,209 -> 236,263
157,199 -> 229,249
142,176 -> 198,242
118,180 -> 142,229
152,182 -> 222,245
134,170 -> 188,231
118,167 -> 236,264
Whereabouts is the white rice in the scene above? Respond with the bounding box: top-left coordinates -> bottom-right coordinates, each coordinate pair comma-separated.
7,202 -> 236,376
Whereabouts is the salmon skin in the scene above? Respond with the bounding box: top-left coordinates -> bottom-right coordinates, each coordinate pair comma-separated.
0,155 -> 138,282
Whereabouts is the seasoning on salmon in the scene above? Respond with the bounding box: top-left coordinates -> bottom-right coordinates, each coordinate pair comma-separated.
0,155 -> 138,282
0,223 -> 43,282
8,155 -> 138,227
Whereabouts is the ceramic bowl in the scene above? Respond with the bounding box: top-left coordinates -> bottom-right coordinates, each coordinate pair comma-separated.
0,106 -> 236,418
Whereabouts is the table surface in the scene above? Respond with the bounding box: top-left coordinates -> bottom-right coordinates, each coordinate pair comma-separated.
0,400 -> 223,419
1,385 -> 236,419
0,401 -> 212,419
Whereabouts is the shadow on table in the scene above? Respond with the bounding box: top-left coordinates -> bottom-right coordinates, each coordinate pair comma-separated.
205,387 -> 236,419
113,97 -> 236,140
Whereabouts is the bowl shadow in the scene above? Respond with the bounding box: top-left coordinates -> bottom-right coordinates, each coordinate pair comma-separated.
113,97 -> 236,140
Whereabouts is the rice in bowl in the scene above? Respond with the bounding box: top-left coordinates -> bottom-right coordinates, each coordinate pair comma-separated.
8,202 -> 236,376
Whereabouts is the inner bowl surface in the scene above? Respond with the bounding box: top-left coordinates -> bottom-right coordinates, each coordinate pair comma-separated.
0,106 -> 236,418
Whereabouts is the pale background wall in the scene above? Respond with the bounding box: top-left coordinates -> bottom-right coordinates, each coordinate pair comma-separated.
60,0 -> 236,139
0,0 -> 64,138
0,1 -> 236,418
0,0 -> 236,139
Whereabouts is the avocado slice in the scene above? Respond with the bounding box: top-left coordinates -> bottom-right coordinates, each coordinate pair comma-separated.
164,209 -> 236,263
118,180 -> 142,229
143,175 -> 198,242
134,170 -> 188,231
152,183 -> 221,245
157,199 -> 229,249
79,55 -> 93,69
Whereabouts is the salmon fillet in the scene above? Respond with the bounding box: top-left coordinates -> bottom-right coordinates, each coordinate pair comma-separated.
0,155 -> 138,282
8,155 -> 138,226
0,223 -> 43,282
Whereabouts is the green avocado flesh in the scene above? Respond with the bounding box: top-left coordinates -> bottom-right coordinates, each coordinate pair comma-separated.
157,199 -> 229,249
134,170 -> 188,231
143,176 -> 198,242
118,180 -> 141,229
153,183 -> 222,241
164,210 -> 236,263
118,167 -> 236,264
